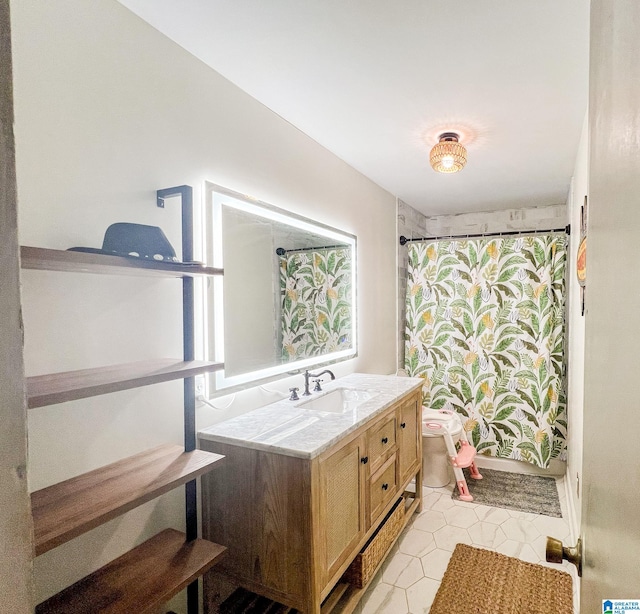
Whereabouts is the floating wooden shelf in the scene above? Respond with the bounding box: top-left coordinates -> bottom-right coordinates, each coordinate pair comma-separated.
32,444 -> 225,556
35,528 -> 227,614
26,358 -> 224,408
20,245 -> 223,278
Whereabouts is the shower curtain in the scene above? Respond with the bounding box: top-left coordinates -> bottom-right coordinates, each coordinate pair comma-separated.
279,247 -> 352,362
404,234 -> 567,468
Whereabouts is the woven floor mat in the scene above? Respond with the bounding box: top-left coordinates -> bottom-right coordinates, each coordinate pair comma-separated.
452,467 -> 563,517
430,543 -> 573,614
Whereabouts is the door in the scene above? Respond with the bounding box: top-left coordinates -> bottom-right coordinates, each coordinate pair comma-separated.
0,5 -> 33,610
573,2 -> 640,609
397,393 -> 420,487
317,434 -> 366,588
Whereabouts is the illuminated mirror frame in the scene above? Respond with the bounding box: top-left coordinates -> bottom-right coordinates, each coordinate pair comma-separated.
203,181 -> 357,393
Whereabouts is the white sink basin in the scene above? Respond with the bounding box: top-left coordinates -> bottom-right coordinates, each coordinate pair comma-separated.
298,388 -> 377,413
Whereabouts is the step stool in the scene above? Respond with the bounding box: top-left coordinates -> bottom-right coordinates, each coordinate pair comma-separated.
422,409 -> 483,502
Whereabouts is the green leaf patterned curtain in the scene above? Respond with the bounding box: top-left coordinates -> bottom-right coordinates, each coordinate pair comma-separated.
280,248 -> 352,362
404,234 -> 567,468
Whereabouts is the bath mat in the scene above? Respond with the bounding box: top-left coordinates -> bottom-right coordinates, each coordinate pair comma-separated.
451,467 -> 562,517
430,543 -> 573,614
219,587 -> 298,613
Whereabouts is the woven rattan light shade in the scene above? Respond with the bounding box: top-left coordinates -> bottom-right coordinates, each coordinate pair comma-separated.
430,132 -> 467,173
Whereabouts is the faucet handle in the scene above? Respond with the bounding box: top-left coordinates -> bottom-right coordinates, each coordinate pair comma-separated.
289,387 -> 300,401
313,379 -> 323,392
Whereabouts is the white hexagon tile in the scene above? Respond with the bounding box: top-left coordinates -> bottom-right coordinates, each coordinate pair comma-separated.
356,476 -> 579,614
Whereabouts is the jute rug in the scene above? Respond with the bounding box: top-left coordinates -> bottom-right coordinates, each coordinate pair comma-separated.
430,544 -> 573,614
452,467 -> 562,517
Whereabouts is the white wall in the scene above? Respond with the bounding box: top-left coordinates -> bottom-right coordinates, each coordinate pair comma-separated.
423,203 -> 567,236
11,0 -> 397,609
565,113 -> 588,532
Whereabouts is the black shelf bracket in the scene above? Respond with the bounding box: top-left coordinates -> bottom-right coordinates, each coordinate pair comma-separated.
157,185 -> 194,263
156,184 -> 199,614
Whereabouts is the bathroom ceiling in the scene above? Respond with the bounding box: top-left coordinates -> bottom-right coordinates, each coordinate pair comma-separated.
118,0 -> 589,216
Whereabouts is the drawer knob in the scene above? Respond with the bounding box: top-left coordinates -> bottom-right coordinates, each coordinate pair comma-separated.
400,422 -> 406,429
360,456 -> 369,464
381,437 -> 388,444
382,483 -> 389,490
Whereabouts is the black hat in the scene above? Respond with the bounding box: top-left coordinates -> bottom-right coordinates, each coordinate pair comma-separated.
68,223 -> 179,262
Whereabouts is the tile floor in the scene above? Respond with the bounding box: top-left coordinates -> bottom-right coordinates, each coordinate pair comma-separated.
355,476 -> 579,614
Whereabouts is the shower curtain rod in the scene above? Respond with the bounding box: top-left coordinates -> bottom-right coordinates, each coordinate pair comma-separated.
276,244 -> 349,255
399,224 -> 570,245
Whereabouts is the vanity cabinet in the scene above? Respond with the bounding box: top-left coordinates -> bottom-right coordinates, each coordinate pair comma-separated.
200,386 -> 422,614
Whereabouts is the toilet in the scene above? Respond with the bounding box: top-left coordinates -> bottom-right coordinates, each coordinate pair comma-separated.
421,408 -> 463,487
422,407 -> 483,501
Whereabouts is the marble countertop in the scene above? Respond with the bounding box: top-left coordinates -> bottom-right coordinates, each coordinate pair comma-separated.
198,373 -> 423,459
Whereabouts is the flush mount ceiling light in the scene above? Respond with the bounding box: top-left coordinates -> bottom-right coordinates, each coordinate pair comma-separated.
429,132 -> 467,173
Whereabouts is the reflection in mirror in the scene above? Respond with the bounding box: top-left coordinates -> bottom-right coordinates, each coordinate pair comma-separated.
279,243 -> 352,363
204,182 -> 357,392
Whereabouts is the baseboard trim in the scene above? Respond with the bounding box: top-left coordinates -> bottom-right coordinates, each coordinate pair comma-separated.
474,455 -> 566,477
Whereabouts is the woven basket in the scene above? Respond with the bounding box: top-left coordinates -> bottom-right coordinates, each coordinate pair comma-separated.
343,497 -> 405,588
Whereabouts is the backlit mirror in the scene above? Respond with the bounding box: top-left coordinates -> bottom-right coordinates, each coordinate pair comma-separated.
203,182 -> 357,392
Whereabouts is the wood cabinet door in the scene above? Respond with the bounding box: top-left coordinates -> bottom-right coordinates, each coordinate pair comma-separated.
397,393 -> 420,487
317,434 -> 366,588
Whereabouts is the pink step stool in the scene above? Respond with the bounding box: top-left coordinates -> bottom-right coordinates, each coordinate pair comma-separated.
422,409 -> 483,501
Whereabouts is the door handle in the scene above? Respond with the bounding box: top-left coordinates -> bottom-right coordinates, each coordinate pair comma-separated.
381,437 -> 388,444
382,483 -> 389,490
360,456 -> 368,464
400,422 -> 406,428
546,536 -> 582,577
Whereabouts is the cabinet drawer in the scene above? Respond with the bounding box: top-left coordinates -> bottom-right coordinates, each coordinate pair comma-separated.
369,454 -> 397,523
367,415 -> 396,472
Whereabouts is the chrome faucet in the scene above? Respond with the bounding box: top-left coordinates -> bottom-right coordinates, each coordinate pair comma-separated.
303,369 -> 335,396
